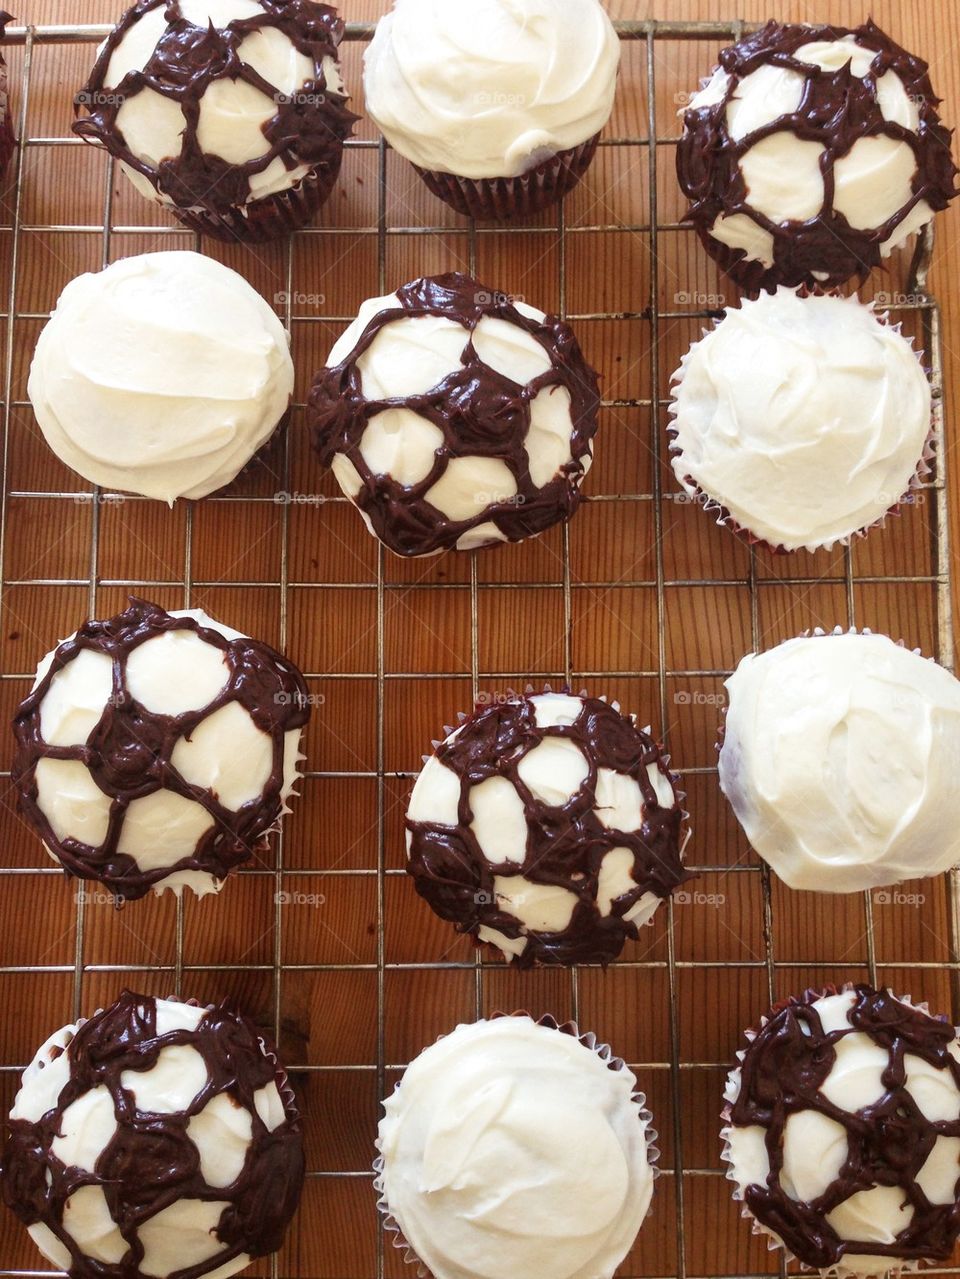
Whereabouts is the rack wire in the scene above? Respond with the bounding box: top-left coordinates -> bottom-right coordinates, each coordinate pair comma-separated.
0,15 -> 955,1279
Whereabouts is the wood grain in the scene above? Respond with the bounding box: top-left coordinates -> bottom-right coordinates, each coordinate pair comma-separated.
2,3 -> 960,1277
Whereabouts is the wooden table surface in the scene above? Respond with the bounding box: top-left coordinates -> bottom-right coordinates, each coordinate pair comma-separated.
2,3 -> 959,1278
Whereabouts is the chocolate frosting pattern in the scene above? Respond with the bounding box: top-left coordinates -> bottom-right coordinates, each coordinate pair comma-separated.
406,693 -> 689,966
309,273 -> 601,558
1,991 -> 305,1279
74,0 -> 356,218
677,20 -> 959,291
727,984 -> 960,1269
12,598 -> 310,900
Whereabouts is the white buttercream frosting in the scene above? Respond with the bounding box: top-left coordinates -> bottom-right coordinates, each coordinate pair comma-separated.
377,1017 -> 655,1279
669,290 -> 931,551
723,989 -> 960,1276
29,251 -> 293,503
686,35 -> 936,264
101,0 -> 342,207
363,0 -> 620,179
718,631 -> 960,893
12,998 -> 267,1279
325,290 -> 586,556
30,608 -> 303,898
406,693 -> 681,960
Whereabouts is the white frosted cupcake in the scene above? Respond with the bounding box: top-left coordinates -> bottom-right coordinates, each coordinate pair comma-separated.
29,251 -> 295,503
724,984 -> 960,1275
11,598 -> 309,900
718,629 -> 960,894
668,290 -> 932,552
1,991 -> 304,1279
363,0 -> 620,219
376,1015 -> 657,1279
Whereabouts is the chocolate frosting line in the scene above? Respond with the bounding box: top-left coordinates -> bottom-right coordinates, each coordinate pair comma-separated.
676,20 -> 959,291
1,992 -> 304,1279
728,984 -> 960,1267
12,598 -> 310,900
73,0 -> 357,215
407,692 -> 690,967
309,273 -> 601,558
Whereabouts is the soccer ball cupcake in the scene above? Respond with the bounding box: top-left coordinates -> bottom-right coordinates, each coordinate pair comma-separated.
668,290 -> 932,553
1,991 -> 304,1279
677,20 -> 959,291
74,0 -> 356,242
309,273 -> 600,557
29,252 -> 295,503
406,690 -> 689,965
376,1015 -> 657,1279
363,0 -> 620,220
724,984 -> 960,1275
718,629 -> 960,894
12,598 -> 309,900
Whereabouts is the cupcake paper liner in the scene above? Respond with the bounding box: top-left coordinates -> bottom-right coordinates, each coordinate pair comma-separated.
721,983 -> 943,1279
415,134 -> 600,222
667,301 -> 936,556
173,157 -> 343,244
373,1012 -> 660,1279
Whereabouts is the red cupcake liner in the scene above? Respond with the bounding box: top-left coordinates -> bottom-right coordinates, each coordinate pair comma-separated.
415,134 -> 600,221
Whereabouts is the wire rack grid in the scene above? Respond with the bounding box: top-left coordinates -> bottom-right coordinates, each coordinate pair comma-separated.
0,13 -> 956,1279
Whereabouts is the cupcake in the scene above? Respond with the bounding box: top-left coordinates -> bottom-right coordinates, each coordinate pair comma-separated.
677,20 -> 959,291
309,274 -> 600,556
0,13 -> 15,183
405,690 -> 689,965
29,251 -> 294,503
718,629 -> 960,894
1,990 -> 304,1279
376,1015 -> 657,1279
724,984 -> 960,1275
363,0 -> 620,220
74,0 -> 356,242
11,598 -> 309,900
668,290 -> 932,553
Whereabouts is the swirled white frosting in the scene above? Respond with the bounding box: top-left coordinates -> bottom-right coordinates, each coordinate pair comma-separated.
28,252 -> 294,503
718,632 -> 960,893
377,1016 -> 654,1279
669,290 -> 931,551
31,609 -> 303,898
363,0 -> 620,179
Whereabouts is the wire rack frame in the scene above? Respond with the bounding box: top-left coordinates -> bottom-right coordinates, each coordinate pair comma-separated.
0,15 -> 956,1279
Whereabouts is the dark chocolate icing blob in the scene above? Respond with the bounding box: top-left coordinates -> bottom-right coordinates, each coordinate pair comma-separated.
727,984 -> 960,1269
405,692 -> 690,966
676,20 -> 959,292
1,991 -> 304,1279
73,0 -> 356,218
308,273 -> 601,558
11,597 -> 310,900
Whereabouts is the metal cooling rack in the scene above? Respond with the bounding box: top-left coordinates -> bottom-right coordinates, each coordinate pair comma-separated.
0,16 -> 956,1279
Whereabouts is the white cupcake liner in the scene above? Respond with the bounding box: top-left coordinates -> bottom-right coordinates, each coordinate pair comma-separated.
667,293 -> 936,555
721,982 -> 952,1279
373,1012 -> 660,1279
